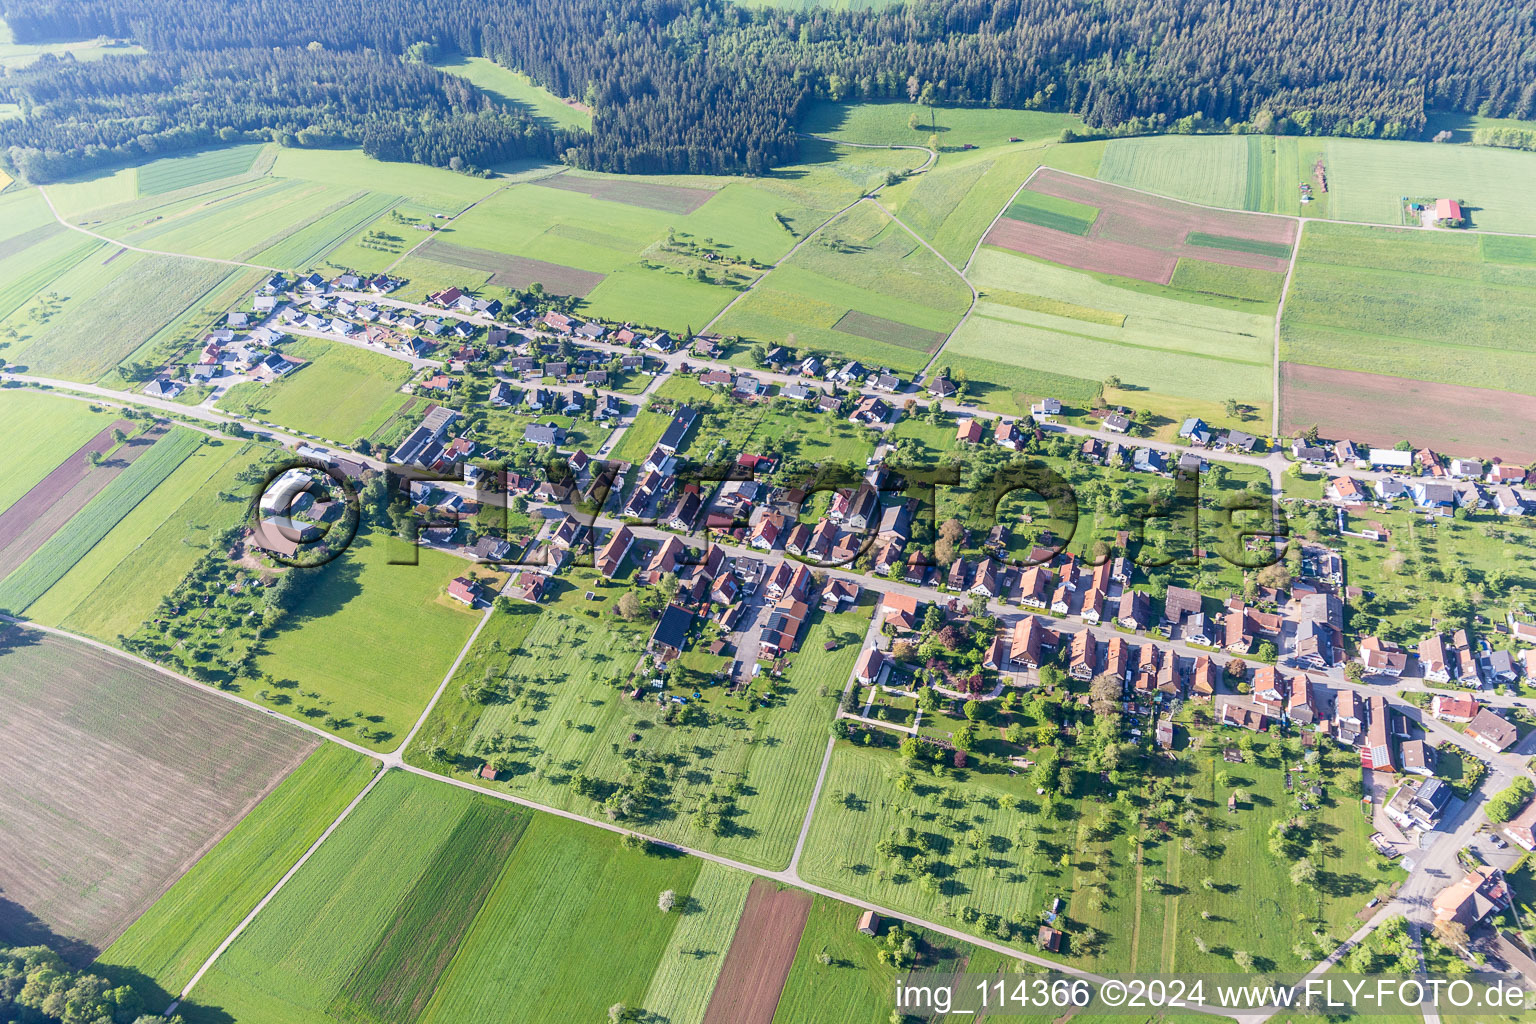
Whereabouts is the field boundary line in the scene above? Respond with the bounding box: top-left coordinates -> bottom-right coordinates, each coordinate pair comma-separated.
36,186 -> 282,272
960,162 -> 1047,277
383,182 -> 511,274
1272,217 -> 1305,437
168,766 -> 387,1012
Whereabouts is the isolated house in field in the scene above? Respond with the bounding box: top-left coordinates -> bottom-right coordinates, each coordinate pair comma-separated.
857,911 -> 880,936
1434,198 -> 1465,227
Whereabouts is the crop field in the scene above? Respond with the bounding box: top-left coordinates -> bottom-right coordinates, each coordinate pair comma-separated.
0,391 -> 118,516
798,727 -> 1393,973
1279,221 -> 1536,452
800,100 -> 1081,154
418,814 -> 706,1024
23,439 -> 255,629
0,427 -> 203,613
637,862 -> 754,1024
102,178 -> 347,262
183,771 -> 523,1024
1097,134 -> 1275,212
1281,363 -> 1536,462
1001,189 -> 1099,235
250,532 -> 484,749
945,247 -> 1274,425
1168,258 -> 1286,304
883,145 -> 1054,266
185,779 -> 709,1024
407,573 -> 872,868
247,190 -> 401,270
270,147 -> 502,213
2,249 -> 229,381
534,169 -> 718,214
700,880 -> 812,1024
0,419 -> 141,577
0,631 -> 317,958
832,309 -> 948,352
432,55 -> 591,131
216,336 -> 412,440
416,236 -> 607,296
99,265 -> 268,389
97,744 -> 378,1000
716,203 -> 971,373
1323,137 -> 1536,233
136,144 -> 268,196
985,169 -> 1296,286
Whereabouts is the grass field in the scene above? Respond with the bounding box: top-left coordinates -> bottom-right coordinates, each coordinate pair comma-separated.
1323,137 -> 1536,233
638,862 -> 753,1024
798,724 -> 1395,972
406,573 -> 873,868
1097,135 -> 1275,212
97,744 -> 377,1000
1169,258 -> 1286,304
418,813 -> 705,1024
945,246 -> 1274,425
0,427 -> 204,613
216,336 -> 412,441
716,202 -> 971,373
137,145 -> 268,196
247,190 -> 401,270
1280,221 -> 1536,395
433,55 -> 592,131
270,147 -> 501,213
251,532 -> 485,749
0,631 -> 316,957
0,391 -> 117,516
2,249 -> 230,381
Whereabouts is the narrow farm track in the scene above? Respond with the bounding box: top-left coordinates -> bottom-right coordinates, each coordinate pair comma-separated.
1272,218 -> 1306,437
701,135 -> 932,336
36,186 -> 282,272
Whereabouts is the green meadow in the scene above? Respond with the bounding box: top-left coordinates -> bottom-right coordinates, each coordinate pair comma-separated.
136,144 -> 268,196
433,54 -> 592,131
945,247 -> 1274,425
216,336 -> 412,441
716,202 -> 971,373
181,773 -> 715,1024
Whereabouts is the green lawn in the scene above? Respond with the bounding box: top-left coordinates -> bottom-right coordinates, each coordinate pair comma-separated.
97,744 -> 378,1001
251,532 -> 486,749
0,390 -> 118,516
407,573 -> 873,868
216,336 -> 413,441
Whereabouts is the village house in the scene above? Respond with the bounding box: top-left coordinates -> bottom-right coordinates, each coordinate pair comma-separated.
1068,629 -> 1097,680
1465,708 -> 1518,753
1359,635 -> 1407,677
1386,777 -> 1451,830
1362,695 -> 1395,772
447,576 -> 483,607
649,604 -> 694,662
1432,868 -> 1510,930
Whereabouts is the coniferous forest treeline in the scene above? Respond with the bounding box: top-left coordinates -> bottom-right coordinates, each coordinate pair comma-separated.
3,0 -> 1535,182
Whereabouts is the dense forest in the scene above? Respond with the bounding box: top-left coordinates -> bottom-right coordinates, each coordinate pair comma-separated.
3,0 -> 1535,181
